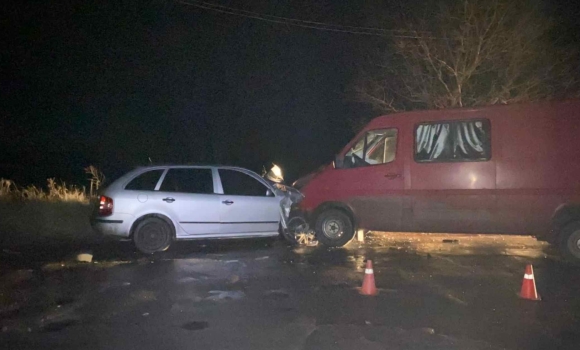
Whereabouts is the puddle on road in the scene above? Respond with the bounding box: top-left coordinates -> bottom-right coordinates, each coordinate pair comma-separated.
205,290 -> 245,301
181,321 -> 209,331
41,319 -> 78,332
55,297 -> 76,306
263,289 -> 290,299
317,282 -> 352,290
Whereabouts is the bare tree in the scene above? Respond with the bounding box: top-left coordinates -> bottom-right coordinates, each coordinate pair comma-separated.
84,166 -> 106,197
354,0 -> 579,114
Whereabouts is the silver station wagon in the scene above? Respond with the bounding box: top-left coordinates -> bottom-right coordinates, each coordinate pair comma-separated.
92,165 -> 305,253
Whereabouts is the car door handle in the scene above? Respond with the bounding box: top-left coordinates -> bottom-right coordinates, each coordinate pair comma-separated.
162,197 -> 175,203
385,173 -> 402,179
222,200 -> 234,205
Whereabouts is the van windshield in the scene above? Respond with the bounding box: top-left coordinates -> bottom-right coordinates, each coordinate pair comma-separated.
344,129 -> 398,168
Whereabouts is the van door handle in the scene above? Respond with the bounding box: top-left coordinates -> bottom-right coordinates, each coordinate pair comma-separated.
162,197 -> 175,203
385,173 -> 402,179
222,200 -> 234,205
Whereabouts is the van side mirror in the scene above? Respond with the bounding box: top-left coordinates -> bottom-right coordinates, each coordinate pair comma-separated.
334,155 -> 344,169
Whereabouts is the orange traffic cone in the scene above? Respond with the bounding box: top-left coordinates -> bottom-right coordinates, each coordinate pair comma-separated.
519,264 -> 541,301
360,260 -> 378,296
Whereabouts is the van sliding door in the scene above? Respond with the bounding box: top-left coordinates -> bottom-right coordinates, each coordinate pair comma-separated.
409,119 -> 496,233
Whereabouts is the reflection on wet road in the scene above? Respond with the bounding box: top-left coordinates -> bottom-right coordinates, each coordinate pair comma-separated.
1,233 -> 579,350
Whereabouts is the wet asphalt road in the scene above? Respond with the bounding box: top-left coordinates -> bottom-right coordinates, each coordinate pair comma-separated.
1,235 -> 580,350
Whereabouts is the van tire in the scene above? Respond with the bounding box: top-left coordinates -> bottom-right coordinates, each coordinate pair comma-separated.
133,217 -> 173,254
558,221 -> 580,263
315,209 -> 355,247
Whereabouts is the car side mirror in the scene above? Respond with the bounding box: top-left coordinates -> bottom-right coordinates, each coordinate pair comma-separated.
266,189 -> 274,197
334,155 -> 344,169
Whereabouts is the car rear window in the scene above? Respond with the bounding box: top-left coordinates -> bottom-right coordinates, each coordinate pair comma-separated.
159,168 -> 214,194
125,169 -> 164,191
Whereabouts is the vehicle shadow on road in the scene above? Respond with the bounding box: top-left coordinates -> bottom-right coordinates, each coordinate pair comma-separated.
0,237 -> 283,270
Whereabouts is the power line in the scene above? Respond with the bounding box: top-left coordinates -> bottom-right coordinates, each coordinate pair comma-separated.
183,0 -> 417,34
175,0 -> 433,38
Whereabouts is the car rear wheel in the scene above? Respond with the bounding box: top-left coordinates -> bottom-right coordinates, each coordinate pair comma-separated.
133,217 -> 173,254
559,221 -> 580,263
315,209 -> 354,247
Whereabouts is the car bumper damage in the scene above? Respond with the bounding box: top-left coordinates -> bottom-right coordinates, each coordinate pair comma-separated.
274,183 -> 317,246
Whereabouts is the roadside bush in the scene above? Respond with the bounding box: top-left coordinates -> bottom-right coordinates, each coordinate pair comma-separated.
0,171 -> 103,246
0,178 -> 88,203
0,179 -> 17,199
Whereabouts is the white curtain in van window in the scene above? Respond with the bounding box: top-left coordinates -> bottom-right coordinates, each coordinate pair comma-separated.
454,121 -> 485,158
416,124 -> 450,160
416,121 -> 487,161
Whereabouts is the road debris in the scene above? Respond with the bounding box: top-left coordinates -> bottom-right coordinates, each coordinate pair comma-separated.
205,290 -> 245,301
421,327 -> 436,334
76,252 -> 93,263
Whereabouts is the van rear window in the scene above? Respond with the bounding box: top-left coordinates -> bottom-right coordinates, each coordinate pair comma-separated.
415,119 -> 490,162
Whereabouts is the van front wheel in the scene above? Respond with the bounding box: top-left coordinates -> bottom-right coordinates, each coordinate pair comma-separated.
559,222 -> 580,263
315,209 -> 354,247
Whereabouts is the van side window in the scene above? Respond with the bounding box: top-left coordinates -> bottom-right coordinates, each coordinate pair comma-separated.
415,119 -> 490,162
344,129 -> 398,168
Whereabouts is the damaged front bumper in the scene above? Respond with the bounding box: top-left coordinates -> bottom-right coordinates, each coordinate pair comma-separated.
274,184 -> 316,245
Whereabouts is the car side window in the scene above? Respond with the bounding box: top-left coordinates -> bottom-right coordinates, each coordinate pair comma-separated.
415,119 -> 490,162
344,128 -> 398,168
219,169 -> 270,197
159,168 -> 214,194
125,169 -> 164,191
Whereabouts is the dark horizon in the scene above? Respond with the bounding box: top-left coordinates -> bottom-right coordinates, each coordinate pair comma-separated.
2,0 -> 377,187
2,0 -> 579,187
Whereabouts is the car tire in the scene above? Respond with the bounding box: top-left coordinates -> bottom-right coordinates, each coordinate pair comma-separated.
133,217 -> 173,254
281,215 -> 309,246
315,209 -> 354,247
558,221 -> 580,263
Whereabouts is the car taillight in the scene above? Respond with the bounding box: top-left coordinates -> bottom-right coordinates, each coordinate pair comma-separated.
98,196 -> 113,216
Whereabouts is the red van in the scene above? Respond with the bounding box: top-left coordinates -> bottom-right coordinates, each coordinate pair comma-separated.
296,100 -> 580,260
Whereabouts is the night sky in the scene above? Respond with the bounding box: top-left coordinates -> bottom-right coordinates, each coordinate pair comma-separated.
2,0 -> 579,186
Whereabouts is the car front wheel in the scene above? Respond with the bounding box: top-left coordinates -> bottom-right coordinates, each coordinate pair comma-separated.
559,221 -> 580,263
315,209 -> 355,247
133,217 -> 173,254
